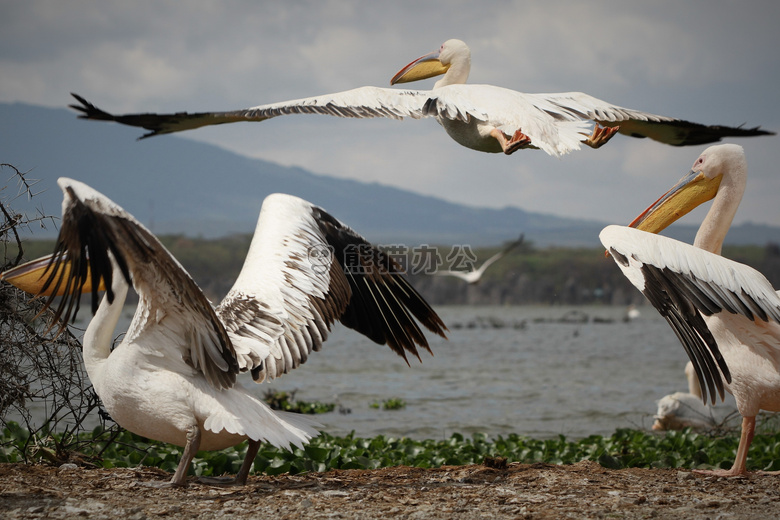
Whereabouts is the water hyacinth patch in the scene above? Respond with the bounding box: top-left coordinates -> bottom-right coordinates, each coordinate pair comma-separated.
3,424 -> 780,475
369,398 -> 407,410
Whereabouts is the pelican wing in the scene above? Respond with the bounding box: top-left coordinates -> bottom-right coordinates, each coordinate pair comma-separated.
216,194 -> 447,382
70,89 -> 431,139
540,92 -> 774,146
601,225 -> 780,404
476,234 -> 525,273
41,178 -> 238,390
432,270 -> 476,283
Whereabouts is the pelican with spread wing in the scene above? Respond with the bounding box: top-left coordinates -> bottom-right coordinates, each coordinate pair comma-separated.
1,179 -> 447,486
69,39 -> 773,158
601,144 -> 780,476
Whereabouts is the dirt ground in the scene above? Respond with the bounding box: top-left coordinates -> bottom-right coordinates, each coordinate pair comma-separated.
2,460 -> 779,519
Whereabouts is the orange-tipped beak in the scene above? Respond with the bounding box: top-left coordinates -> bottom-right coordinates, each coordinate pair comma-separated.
628,168 -> 722,234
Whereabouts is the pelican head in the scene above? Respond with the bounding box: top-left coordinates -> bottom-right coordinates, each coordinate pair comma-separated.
390,39 -> 471,88
628,143 -> 746,235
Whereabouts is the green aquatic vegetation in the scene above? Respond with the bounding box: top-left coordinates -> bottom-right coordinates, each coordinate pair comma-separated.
3,423 -> 780,477
369,398 -> 407,410
263,390 -> 336,415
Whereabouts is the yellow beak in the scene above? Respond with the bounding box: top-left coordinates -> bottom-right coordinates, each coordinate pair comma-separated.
0,253 -> 104,296
390,50 -> 450,85
629,168 -> 723,234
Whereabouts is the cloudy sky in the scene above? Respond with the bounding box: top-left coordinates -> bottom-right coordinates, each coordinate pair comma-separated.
3,0 -> 779,229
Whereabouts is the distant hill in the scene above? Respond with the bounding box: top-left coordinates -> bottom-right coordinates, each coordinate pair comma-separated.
2,102 -> 779,247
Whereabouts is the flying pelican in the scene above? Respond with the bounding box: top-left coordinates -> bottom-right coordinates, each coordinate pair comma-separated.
69,39 -> 772,158
600,143 -> 780,476
1,178 -> 447,486
433,234 -> 524,284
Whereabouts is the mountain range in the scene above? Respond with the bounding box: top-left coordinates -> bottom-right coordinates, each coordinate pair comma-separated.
2,101 -> 778,248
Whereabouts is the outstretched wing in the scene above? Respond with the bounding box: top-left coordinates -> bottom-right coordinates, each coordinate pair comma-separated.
477,233 -> 525,273
601,225 -> 780,404
216,193 -> 447,382
541,92 -> 774,146
38,178 -> 238,390
69,88 -> 431,139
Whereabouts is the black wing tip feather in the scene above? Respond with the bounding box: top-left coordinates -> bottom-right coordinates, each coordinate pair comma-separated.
69,92 -> 170,138
69,92 -> 116,122
37,193 -> 128,334
672,121 -> 775,146
314,206 -> 447,361
640,263 -> 732,405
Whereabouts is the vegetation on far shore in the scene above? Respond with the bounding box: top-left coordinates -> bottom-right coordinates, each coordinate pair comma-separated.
12,237 -> 780,307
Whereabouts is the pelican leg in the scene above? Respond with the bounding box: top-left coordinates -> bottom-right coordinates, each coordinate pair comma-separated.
234,439 -> 261,485
583,124 -> 620,149
198,439 -> 261,486
490,128 -> 532,155
694,415 -> 755,477
170,424 -> 202,486
139,424 -> 201,487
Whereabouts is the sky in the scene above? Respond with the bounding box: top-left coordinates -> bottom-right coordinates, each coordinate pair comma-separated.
2,0 -> 779,229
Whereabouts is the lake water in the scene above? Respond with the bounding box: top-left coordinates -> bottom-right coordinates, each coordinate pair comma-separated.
31,305 -> 738,441
225,305 -> 735,440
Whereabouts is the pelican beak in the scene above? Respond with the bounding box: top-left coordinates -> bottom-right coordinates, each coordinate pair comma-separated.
390,49 -> 450,85
0,253 -> 103,296
628,168 -> 723,234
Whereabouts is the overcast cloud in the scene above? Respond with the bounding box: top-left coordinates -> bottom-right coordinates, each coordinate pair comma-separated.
2,0 -> 779,228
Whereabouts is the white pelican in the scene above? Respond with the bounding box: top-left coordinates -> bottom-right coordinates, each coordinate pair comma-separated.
653,392 -> 724,432
69,39 -> 773,157
624,304 -> 641,321
652,362 -> 737,432
1,178 -> 447,486
685,359 -> 703,398
600,143 -> 780,476
433,234 -> 524,284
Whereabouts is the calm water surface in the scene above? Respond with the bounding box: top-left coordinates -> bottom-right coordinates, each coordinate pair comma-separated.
241,305 -> 735,440
56,305 -> 736,441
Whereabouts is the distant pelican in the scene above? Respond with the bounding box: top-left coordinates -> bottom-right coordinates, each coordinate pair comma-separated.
652,362 -> 736,432
624,304 -> 641,321
69,39 -> 772,157
685,360 -> 702,398
652,391 -> 737,432
434,234 -> 524,284
601,144 -> 780,476
1,179 -> 447,486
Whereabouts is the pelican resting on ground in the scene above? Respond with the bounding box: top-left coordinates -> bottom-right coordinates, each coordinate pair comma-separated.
1,179 -> 447,486
600,143 -> 780,476
652,362 -> 737,432
69,39 -> 773,158
433,234 -> 524,284
652,392 -> 734,432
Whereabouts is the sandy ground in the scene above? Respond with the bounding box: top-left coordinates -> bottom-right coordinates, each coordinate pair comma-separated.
2,461 -> 780,519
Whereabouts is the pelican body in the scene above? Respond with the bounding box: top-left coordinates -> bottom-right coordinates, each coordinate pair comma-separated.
1,179 -> 447,486
601,144 -> 780,476
69,39 -> 773,158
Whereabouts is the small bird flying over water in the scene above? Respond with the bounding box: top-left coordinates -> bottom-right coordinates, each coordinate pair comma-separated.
601,143 -> 780,476
433,234 -> 524,284
69,39 -> 773,158
1,179 -> 447,486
